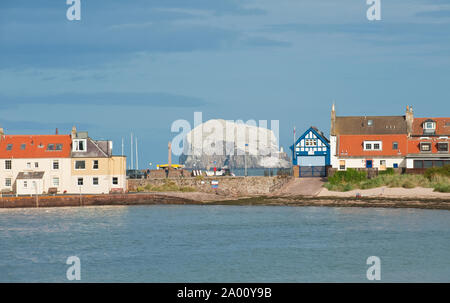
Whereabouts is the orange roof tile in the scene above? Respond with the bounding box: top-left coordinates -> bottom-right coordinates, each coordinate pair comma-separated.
0,135 -> 72,158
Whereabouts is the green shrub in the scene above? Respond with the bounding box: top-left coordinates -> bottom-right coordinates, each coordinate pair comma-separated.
424,165 -> 450,180
379,168 -> 395,175
328,168 -> 367,185
434,183 -> 450,193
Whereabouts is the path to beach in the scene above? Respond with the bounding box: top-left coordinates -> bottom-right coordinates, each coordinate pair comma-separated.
272,177 -> 325,196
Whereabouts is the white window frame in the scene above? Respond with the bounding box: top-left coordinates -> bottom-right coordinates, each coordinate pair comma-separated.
5,160 -> 12,170
74,160 -> 86,170
420,142 -> 432,152
53,160 -> 59,170
52,177 -> 60,187
93,160 -> 99,170
73,139 -> 87,152
363,141 -> 382,151
23,181 -> 28,188
93,177 -> 99,186
5,178 -> 11,187
77,178 -> 84,186
437,142 -> 449,152
305,139 -> 317,147
424,122 -> 436,130
112,177 -> 119,185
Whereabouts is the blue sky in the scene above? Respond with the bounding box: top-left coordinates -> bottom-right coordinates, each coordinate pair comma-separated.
1,0 -> 450,168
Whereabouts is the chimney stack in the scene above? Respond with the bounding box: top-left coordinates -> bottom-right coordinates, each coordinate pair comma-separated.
0,127 -> 4,141
55,128 -> 59,135
71,126 -> 77,139
406,105 -> 414,136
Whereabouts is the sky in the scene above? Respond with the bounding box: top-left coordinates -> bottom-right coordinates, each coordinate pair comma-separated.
1,0 -> 450,168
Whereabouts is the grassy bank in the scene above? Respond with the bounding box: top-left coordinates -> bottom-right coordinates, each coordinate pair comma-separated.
325,167 -> 450,193
136,180 -> 196,193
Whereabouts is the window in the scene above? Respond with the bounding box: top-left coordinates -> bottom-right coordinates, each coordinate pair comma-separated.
53,160 -> 59,170
393,163 -> 399,168
47,144 -> 55,151
27,162 -> 31,169
339,160 -> 346,170
112,177 -> 119,185
5,178 -> 11,187
93,177 -> 99,185
367,120 -> 373,126
35,162 -> 39,168
420,142 -> 431,152
55,144 -> 63,151
434,161 -> 444,167
380,160 -> 386,166
424,122 -> 436,130
392,142 -> 398,150
6,144 -> 12,151
93,160 -> 99,170
364,141 -> 382,151
75,160 -> 86,170
413,160 -> 423,168
20,144 -> 26,150
437,142 -> 449,152
52,177 -> 59,187
77,178 -> 83,186
305,139 -> 317,146
5,160 -> 11,170
73,139 -> 87,152
23,181 -> 28,188
423,160 -> 433,168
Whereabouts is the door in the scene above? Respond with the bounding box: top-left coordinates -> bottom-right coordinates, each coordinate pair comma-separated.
366,160 -> 373,168
379,160 -> 386,171
299,166 -> 326,177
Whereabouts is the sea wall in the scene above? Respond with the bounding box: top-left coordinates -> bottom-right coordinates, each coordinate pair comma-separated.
0,193 -> 201,209
128,176 -> 293,196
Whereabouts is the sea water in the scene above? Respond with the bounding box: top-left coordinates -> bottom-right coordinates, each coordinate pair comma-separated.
0,205 -> 449,282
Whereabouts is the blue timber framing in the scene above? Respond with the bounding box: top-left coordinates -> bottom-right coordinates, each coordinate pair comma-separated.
289,127 -> 330,167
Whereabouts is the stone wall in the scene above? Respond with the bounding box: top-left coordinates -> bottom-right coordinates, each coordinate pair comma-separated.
0,193 -> 201,209
128,176 -> 293,196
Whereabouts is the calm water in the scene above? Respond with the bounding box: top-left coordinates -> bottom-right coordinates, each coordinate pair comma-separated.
0,205 -> 449,282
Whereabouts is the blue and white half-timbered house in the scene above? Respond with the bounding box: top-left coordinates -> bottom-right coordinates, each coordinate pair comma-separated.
290,127 -> 330,177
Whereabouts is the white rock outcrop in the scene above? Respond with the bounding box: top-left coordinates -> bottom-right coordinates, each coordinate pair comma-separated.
179,119 -> 291,169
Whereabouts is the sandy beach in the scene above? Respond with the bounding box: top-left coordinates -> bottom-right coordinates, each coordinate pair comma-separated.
317,186 -> 450,199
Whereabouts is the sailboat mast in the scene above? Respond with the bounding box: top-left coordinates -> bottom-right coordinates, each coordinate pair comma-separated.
131,132 -> 134,170
136,137 -> 139,170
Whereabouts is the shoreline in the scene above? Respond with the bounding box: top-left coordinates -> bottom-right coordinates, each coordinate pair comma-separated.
0,192 -> 449,211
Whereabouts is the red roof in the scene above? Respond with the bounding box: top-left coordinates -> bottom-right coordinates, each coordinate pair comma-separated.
0,135 -> 72,158
412,118 -> 450,136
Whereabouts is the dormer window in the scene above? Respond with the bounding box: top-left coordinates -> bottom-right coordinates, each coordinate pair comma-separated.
73,139 -> 87,152
6,144 -> 12,151
423,120 -> 436,135
424,122 -> 435,130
